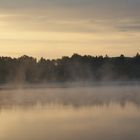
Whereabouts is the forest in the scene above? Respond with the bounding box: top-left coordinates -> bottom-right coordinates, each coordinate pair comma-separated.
0,53 -> 140,84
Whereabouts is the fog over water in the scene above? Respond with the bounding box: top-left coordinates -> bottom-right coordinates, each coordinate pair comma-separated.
0,84 -> 140,140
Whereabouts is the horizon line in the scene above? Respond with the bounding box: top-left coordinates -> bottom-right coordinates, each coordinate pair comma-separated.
0,53 -> 140,60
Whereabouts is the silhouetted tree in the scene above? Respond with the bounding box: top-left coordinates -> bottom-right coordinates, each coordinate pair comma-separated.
0,53 -> 140,84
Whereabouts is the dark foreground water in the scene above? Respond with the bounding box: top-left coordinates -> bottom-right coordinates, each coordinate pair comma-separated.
0,85 -> 140,140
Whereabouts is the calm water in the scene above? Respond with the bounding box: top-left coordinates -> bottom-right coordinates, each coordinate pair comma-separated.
0,85 -> 140,140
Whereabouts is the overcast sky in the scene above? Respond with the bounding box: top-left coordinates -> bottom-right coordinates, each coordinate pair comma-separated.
0,0 -> 140,58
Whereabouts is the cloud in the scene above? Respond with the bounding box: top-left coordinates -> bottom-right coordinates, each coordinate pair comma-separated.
116,21 -> 140,32
118,25 -> 140,32
0,0 -> 139,58
0,0 -> 139,19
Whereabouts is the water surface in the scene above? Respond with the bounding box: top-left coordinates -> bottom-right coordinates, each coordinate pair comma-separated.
0,85 -> 140,140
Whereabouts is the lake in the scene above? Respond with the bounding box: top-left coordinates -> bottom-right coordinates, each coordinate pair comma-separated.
0,85 -> 140,140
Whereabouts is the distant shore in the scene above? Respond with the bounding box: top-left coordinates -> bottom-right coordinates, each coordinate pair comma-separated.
0,54 -> 140,84
0,81 -> 140,90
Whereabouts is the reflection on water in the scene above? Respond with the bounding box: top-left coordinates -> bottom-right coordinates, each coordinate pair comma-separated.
0,85 -> 140,140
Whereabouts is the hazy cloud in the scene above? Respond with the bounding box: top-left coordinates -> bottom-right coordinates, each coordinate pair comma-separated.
0,0 -> 139,58
0,0 -> 139,18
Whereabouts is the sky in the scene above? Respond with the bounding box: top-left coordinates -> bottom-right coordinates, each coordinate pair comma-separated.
0,0 -> 140,58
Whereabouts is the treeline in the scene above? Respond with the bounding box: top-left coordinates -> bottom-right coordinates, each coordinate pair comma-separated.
0,53 -> 140,84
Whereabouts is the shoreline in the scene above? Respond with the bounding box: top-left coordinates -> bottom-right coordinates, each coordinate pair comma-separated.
0,81 -> 140,90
